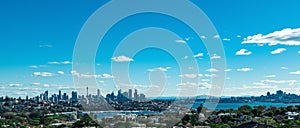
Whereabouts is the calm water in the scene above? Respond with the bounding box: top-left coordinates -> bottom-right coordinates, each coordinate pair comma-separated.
94,102 -> 300,119
94,111 -> 162,119
191,101 -> 300,110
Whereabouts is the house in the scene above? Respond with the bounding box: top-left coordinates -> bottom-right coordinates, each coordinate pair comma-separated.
233,121 -> 275,128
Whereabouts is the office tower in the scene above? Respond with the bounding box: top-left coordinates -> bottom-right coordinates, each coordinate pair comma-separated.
134,89 -> 138,100
276,90 -> 283,97
40,94 -> 43,101
58,90 -> 62,101
71,91 -> 78,101
129,89 -> 132,99
123,92 -> 129,98
140,93 -> 146,100
118,89 -> 122,95
63,93 -> 67,100
86,86 -> 89,97
44,90 -> 48,101
97,89 -> 101,97
53,94 -> 58,103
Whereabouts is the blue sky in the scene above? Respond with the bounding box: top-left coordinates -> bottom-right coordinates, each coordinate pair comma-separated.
1,0 -> 300,98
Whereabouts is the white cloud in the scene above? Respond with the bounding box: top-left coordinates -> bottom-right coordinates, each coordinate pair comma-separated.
223,38 -> 231,41
201,79 -> 210,82
281,66 -> 288,70
210,54 -> 221,59
265,75 -> 276,78
236,49 -> 252,55
253,82 -> 268,86
148,67 -> 171,72
225,69 -> 232,72
270,48 -> 286,54
179,74 -> 202,78
175,39 -> 186,44
213,35 -> 220,39
237,68 -> 253,72
28,65 -> 47,69
48,61 -> 72,65
8,84 -> 22,87
57,71 -> 64,75
31,83 -> 40,86
33,72 -> 54,77
204,74 -> 217,77
71,70 -> 113,79
200,36 -> 206,39
177,82 -> 211,89
243,84 -> 274,89
237,35 -> 242,38
39,44 -> 53,48
183,56 -> 189,59
111,56 -> 133,62
242,28 -> 300,46
262,79 -> 297,85
44,84 -> 49,87
29,65 -> 39,68
185,37 -> 192,41
99,73 -> 114,78
61,61 -> 72,64
194,53 -> 203,58
71,70 -> 80,77
289,71 -> 300,75
206,68 -> 219,72
177,82 -> 198,86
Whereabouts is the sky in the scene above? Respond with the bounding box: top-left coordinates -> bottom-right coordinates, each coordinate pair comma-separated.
1,0 -> 300,98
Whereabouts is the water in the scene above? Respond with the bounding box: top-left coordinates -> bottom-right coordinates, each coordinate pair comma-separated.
191,101 -> 300,110
93,111 -> 162,119
93,102 -> 300,120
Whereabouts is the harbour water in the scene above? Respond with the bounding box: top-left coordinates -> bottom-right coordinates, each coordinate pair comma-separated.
94,101 -> 300,119
191,101 -> 300,110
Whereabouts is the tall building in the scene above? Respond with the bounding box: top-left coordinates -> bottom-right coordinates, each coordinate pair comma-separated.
134,89 -> 138,100
44,90 -> 48,101
276,90 -> 284,97
97,89 -> 101,97
140,93 -> 146,100
129,89 -> 132,99
86,86 -> 89,97
58,90 -> 62,101
71,91 -> 78,101
123,92 -> 129,98
63,93 -> 68,100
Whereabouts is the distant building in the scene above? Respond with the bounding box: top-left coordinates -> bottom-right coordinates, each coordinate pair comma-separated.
44,91 -> 48,101
134,89 -> 138,100
140,93 -> 146,100
276,90 -> 284,97
71,91 -> 78,101
129,89 -> 132,99
123,92 -> 129,98
63,93 -> 68,100
97,89 -> 101,97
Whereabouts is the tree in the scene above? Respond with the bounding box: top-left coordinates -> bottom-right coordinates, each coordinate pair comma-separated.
238,105 -> 252,115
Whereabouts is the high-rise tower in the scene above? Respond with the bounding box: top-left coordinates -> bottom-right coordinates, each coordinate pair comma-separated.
86,86 -> 89,97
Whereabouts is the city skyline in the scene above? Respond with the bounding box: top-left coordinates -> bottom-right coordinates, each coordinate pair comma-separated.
1,0 -> 300,98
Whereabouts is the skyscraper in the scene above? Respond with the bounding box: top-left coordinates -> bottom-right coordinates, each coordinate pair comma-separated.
44,90 -> 48,101
134,89 -> 138,100
71,91 -> 78,101
86,86 -> 89,97
58,90 -> 62,101
97,89 -> 101,97
129,89 -> 132,99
